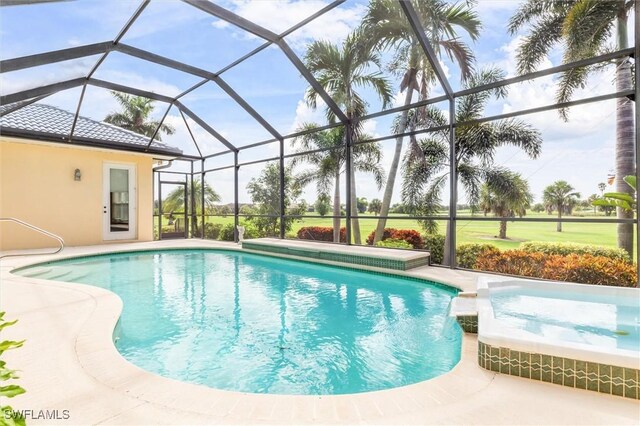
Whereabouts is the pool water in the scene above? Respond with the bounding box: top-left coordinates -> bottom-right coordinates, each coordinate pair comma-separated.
490,288 -> 640,352
17,249 -> 461,395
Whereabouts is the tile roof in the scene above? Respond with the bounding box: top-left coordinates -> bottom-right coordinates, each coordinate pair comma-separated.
0,103 -> 182,156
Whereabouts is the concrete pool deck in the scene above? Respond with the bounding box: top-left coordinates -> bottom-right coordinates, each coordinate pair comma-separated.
1,240 -> 638,425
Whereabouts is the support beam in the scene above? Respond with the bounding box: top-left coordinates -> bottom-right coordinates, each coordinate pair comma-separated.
1,0 -> 70,6
0,94 -> 50,117
279,138 -> 286,239
112,44 -> 282,140
145,102 -> 173,150
115,43 -> 217,80
175,101 -> 237,152
214,76 -> 282,139
68,84 -> 87,141
180,109 -> 204,157
1,77 -> 85,104
0,41 -> 112,73
182,0 -> 279,42
234,151 -> 240,242
278,40 -> 349,123
88,78 -> 174,103
455,48 -> 635,99
635,0 -> 639,285
201,159 -> 206,238
398,0 -> 453,99
114,0 -> 150,44
447,99 -> 457,267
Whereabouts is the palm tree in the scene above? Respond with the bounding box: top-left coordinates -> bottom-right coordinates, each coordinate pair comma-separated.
509,0 -> 635,254
402,68 -> 542,263
291,124 -> 385,243
360,0 -> 481,244
479,171 -> 533,239
542,181 -> 580,232
162,180 -> 220,215
304,30 -> 392,244
104,91 -> 175,140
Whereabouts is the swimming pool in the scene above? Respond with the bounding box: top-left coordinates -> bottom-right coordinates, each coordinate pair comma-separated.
15,249 -> 461,395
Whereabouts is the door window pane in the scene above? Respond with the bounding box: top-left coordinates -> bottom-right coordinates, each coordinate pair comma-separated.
110,168 -> 129,232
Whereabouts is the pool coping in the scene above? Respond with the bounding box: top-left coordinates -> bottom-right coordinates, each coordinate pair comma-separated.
2,240 -> 639,425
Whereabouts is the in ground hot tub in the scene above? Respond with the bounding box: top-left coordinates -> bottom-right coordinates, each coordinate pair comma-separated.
476,276 -> 639,399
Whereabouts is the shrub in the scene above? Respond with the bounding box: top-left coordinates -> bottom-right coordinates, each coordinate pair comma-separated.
544,254 -> 637,286
204,223 -> 223,240
422,233 -> 445,264
366,228 -> 424,249
218,222 -> 261,241
366,229 -> 393,245
375,238 -> 412,249
219,223 -> 236,241
519,241 -> 631,263
297,226 -> 346,242
456,243 -> 501,269
475,250 -> 637,287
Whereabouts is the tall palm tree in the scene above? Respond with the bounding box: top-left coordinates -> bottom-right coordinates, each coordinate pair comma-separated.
360,0 -> 481,244
479,170 -> 533,239
104,91 -> 175,140
402,68 -> 542,263
509,0 -> 635,254
542,180 -> 581,232
291,124 -> 385,243
304,30 -> 392,244
162,180 -> 220,215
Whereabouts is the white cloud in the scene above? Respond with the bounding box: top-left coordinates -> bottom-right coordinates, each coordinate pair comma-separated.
217,0 -> 366,48
289,98 -> 327,133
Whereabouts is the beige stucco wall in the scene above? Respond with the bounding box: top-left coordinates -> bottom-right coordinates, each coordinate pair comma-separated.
0,137 -> 158,251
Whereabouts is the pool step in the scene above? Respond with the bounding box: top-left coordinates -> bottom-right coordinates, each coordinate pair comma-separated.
18,267 -> 54,279
450,295 -> 478,334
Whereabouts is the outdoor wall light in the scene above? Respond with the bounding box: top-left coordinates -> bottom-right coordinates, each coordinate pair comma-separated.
74,168 -> 81,181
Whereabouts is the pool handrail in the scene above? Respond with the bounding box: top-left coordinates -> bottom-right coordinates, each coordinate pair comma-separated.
0,217 -> 64,259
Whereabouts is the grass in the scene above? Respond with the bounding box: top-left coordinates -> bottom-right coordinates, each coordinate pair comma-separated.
155,209 -> 624,250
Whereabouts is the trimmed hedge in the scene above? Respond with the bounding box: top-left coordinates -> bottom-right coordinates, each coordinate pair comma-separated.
519,241 -> 631,263
456,243 -> 501,269
204,223 -> 223,240
375,238 -> 413,249
366,228 -> 424,249
422,233 -> 445,264
297,226 -> 346,242
475,250 -> 637,287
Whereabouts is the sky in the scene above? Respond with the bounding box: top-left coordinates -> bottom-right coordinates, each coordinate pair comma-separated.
0,0 -> 635,208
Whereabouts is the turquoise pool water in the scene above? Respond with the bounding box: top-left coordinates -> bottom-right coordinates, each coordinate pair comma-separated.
16,249 -> 461,395
490,288 -> 640,352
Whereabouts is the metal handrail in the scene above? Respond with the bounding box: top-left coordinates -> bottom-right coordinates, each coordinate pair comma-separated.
0,217 -> 65,260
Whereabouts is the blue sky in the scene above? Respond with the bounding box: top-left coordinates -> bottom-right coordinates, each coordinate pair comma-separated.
0,0 -> 633,208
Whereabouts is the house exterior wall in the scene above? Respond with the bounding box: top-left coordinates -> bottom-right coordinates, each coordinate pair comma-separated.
0,137 -> 157,251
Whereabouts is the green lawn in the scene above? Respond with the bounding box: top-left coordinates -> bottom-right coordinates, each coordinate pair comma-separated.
170,210 -> 625,250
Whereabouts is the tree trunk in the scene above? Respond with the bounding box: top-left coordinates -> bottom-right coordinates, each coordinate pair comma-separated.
333,172 -> 341,243
350,162 -> 361,244
615,11 -> 634,257
557,204 -> 563,232
499,220 -> 507,239
443,223 -> 452,265
373,68 -> 417,243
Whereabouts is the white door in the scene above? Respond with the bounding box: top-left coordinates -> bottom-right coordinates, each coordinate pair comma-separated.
103,163 -> 136,240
